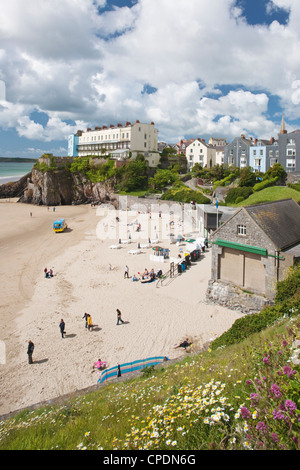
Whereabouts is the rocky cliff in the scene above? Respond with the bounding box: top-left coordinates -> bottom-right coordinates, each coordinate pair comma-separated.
0,167 -> 117,207
0,172 -> 31,199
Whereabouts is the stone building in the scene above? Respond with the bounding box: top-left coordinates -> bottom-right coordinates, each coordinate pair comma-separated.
207,199 -> 300,313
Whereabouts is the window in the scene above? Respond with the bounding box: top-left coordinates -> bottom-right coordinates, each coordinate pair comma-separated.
237,225 -> 247,236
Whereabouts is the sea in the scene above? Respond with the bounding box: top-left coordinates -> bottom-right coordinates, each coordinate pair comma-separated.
0,161 -> 35,185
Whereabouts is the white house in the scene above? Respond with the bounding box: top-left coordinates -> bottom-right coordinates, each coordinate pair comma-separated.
185,138 -> 216,171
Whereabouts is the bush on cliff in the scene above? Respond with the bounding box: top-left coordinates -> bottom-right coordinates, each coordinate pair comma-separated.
70,157 -> 116,183
161,181 -> 211,204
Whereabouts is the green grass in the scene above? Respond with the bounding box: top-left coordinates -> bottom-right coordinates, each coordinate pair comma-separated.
234,186 -> 300,207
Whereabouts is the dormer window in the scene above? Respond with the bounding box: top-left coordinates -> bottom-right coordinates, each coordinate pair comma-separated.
237,224 -> 247,236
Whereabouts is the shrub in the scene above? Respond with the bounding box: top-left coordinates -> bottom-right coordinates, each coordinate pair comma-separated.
235,196 -> 244,204
276,267 -> 300,303
253,176 -> 279,192
225,186 -> 253,205
161,183 -> 211,204
287,182 -> 300,192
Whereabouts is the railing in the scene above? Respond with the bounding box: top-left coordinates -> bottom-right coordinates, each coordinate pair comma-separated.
156,249 -> 202,288
98,356 -> 169,384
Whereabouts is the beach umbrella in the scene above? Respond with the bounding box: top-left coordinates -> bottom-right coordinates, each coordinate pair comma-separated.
185,238 -> 196,243
152,246 -> 163,251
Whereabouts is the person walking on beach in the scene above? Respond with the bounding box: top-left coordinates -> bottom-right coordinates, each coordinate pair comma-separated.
82,312 -> 89,329
124,265 -> 129,279
87,314 -> 93,331
59,319 -> 66,338
27,340 -> 34,364
116,308 -> 125,325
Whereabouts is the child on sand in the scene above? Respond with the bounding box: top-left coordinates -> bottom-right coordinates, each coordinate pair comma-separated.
87,314 -> 93,331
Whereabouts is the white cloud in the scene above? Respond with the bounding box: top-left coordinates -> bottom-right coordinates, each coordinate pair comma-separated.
0,0 -> 300,149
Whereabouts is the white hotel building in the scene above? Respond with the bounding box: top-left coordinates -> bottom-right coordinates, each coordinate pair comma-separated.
68,120 -> 160,167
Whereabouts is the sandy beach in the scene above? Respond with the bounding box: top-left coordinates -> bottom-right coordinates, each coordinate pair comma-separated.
0,198 -> 243,416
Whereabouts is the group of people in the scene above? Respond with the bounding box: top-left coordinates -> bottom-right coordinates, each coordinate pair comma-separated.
82,313 -> 93,331
44,267 -> 54,278
137,268 -> 162,282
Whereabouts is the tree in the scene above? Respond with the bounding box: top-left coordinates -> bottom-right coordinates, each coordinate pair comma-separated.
116,158 -> 148,192
238,166 -> 257,187
263,163 -> 286,182
149,169 -> 179,190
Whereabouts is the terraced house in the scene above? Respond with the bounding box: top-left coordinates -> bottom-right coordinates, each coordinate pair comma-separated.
68,120 -> 160,167
224,134 -> 254,168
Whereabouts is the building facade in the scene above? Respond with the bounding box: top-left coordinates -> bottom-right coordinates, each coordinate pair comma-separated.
224,135 -> 254,168
185,138 -> 216,171
278,129 -> 300,173
68,121 -> 160,167
249,138 -> 279,173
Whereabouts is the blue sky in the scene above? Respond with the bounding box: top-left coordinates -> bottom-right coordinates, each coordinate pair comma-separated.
0,0 -> 299,158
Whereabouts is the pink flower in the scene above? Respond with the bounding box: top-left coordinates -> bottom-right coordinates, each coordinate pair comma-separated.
270,384 -> 282,398
240,406 -> 251,419
263,355 -> 270,364
256,421 -> 267,433
285,400 -> 297,412
283,366 -> 296,377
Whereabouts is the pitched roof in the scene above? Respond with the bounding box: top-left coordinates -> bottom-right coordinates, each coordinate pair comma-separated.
244,199 -> 300,250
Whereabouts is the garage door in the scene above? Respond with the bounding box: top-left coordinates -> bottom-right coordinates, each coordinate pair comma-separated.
244,252 -> 265,293
219,248 -> 244,285
219,248 -> 266,294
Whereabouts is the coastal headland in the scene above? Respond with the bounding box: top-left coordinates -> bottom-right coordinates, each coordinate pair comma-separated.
0,197 -> 243,416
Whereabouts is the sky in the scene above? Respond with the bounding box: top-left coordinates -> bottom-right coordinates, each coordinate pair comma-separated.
0,0 -> 300,158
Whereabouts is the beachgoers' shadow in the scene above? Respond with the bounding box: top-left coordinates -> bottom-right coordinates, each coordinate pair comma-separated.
119,321 -> 130,325
65,333 -> 76,338
92,326 -> 102,332
33,358 -> 48,365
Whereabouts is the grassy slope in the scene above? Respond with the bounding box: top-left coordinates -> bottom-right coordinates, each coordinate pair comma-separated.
235,186 -> 300,207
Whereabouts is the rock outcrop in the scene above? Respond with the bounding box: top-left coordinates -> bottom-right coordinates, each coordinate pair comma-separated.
0,172 -> 32,199
0,155 -> 117,206
18,167 -> 116,206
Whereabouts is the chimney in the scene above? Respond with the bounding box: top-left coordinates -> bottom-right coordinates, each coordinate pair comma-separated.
254,139 -> 257,144
270,137 -> 274,144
